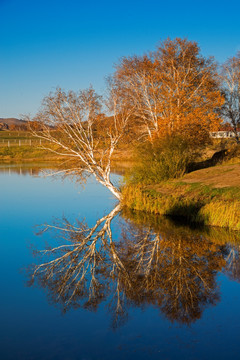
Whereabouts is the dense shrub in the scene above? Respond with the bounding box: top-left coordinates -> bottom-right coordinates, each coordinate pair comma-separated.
224,143 -> 240,163
126,136 -> 194,184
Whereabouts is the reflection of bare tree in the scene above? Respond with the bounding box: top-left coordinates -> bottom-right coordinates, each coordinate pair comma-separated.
30,205 -> 125,312
224,245 -> 240,282
29,208 -> 240,327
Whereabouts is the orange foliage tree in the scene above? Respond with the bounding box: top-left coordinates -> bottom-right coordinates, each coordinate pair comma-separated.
114,38 -> 224,145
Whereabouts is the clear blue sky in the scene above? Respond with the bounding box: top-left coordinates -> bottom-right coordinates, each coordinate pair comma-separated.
1,0 -> 240,118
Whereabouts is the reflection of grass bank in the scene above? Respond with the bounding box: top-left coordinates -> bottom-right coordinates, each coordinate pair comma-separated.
122,165 -> 240,230
121,207 -> 240,246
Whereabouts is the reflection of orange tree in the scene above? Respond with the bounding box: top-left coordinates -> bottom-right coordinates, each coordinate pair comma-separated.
29,208 -> 238,327
120,219 -> 225,324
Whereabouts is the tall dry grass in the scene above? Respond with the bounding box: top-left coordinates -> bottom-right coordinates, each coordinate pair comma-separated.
121,183 -> 240,230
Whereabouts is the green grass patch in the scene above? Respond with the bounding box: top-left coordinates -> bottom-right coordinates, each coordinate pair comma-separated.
0,144 -> 60,160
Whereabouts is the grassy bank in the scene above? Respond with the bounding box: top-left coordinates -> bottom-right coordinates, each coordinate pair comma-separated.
0,145 -> 62,161
0,145 -> 134,162
122,163 -> 240,230
0,131 -> 134,161
0,131 -> 59,161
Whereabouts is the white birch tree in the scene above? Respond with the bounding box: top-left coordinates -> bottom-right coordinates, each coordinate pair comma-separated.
30,87 -> 133,200
221,53 -> 240,143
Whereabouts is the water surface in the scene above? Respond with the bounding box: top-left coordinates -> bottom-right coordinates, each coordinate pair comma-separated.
1,163 -> 240,360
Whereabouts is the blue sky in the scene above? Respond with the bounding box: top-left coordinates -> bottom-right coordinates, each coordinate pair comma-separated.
1,0 -> 240,118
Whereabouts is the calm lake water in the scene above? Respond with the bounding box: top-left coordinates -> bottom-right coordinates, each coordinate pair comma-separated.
1,163 -> 240,360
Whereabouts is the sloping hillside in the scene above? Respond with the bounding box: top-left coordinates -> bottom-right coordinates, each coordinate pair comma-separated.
180,163 -> 240,188
0,118 -> 27,126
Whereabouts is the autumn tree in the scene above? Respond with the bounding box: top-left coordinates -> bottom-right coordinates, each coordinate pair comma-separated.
29,120 -> 44,131
30,86 -> 133,200
113,55 -> 160,140
114,38 -> 223,144
220,52 -> 240,143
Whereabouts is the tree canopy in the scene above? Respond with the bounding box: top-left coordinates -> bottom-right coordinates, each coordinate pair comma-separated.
221,52 -> 240,143
114,38 -> 224,144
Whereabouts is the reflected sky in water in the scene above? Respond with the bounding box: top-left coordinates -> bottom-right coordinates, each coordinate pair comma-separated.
1,164 -> 240,360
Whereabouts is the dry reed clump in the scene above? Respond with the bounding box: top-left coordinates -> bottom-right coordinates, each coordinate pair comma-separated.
200,201 -> 240,230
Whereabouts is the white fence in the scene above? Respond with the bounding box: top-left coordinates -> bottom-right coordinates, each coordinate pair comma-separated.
0,139 -> 42,147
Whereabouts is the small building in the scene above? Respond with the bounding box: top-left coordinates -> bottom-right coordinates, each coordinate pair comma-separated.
210,131 -> 240,138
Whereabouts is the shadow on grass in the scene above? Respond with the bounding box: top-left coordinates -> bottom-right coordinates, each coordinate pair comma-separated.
188,149 -> 228,173
122,201 -> 207,229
